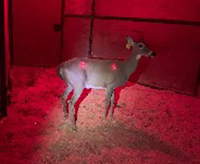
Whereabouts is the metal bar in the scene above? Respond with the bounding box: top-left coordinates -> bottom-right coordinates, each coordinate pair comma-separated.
64,14 -> 200,27
64,14 -> 91,18
60,0 -> 66,62
7,0 -> 13,104
95,15 -> 200,27
194,64 -> 200,97
88,0 -> 96,58
9,0 -> 13,66
0,0 -> 7,117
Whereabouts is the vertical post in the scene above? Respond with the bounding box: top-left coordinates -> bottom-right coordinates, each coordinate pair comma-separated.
0,0 -> 7,117
9,0 -> 13,67
194,64 -> 200,97
60,0 -> 66,63
88,0 -> 95,58
7,0 -> 13,103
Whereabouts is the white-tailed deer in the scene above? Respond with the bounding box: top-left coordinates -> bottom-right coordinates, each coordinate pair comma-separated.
57,36 -> 156,130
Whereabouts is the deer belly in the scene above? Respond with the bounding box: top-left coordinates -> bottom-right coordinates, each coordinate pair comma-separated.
85,84 -> 106,89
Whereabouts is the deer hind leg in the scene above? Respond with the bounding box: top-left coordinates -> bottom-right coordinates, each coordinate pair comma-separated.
61,85 -> 73,119
109,91 -> 115,117
104,88 -> 114,118
68,85 -> 84,130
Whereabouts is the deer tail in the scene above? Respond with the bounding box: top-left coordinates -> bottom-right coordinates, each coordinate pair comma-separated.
57,66 -> 63,79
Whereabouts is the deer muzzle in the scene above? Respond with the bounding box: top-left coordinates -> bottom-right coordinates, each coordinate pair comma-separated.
149,51 -> 156,58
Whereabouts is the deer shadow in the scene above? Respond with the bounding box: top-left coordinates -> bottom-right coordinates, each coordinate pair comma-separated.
100,122 -> 191,163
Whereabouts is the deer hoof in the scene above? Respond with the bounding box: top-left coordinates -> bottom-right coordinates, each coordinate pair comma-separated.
109,114 -> 114,119
71,124 -> 77,131
103,114 -> 107,120
63,113 -> 68,120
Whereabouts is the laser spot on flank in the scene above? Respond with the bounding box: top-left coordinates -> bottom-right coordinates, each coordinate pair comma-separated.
79,61 -> 86,69
112,63 -> 117,70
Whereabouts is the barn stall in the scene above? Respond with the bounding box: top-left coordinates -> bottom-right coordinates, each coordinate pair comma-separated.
0,0 -> 200,163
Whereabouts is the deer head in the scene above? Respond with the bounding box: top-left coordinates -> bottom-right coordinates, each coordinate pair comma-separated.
126,36 -> 156,59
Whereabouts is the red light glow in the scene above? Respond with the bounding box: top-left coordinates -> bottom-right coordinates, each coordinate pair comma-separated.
79,61 -> 86,68
112,63 -> 117,70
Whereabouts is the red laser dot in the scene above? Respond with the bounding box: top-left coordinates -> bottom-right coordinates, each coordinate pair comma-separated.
112,63 -> 117,70
79,61 -> 86,68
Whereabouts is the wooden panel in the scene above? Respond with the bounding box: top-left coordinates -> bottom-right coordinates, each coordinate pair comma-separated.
95,0 -> 200,22
93,19 -> 200,95
65,0 -> 92,15
13,0 -> 62,67
62,18 -> 90,61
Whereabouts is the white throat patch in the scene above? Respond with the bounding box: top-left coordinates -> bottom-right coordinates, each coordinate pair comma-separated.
136,54 -> 142,60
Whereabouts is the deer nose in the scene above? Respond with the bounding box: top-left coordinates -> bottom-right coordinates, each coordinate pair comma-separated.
151,52 -> 156,57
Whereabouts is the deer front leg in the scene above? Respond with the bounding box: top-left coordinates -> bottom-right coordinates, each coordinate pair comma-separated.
61,85 -> 73,119
104,88 -> 114,118
109,91 -> 115,117
68,99 -> 75,129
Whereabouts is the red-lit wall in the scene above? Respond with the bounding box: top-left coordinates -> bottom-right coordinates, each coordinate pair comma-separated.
92,20 -> 200,95
95,0 -> 200,21
13,0 -> 62,67
13,0 -> 200,95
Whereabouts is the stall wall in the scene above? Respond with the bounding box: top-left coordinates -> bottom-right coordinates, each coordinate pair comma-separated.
13,0 -> 200,95
95,0 -> 200,21
12,0 -> 62,67
62,18 -> 91,61
92,20 -> 200,95
63,0 -> 200,95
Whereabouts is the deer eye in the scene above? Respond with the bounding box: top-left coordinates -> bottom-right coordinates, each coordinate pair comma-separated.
138,44 -> 144,48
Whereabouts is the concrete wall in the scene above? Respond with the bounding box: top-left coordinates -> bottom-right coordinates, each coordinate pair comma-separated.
95,0 -> 200,21
63,0 -> 200,95
12,0 -> 200,95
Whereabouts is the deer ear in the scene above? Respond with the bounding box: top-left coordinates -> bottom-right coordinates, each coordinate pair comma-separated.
126,36 -> 135,49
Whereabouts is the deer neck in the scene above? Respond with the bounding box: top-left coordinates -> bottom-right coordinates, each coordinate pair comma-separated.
124,50 -> 140,77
